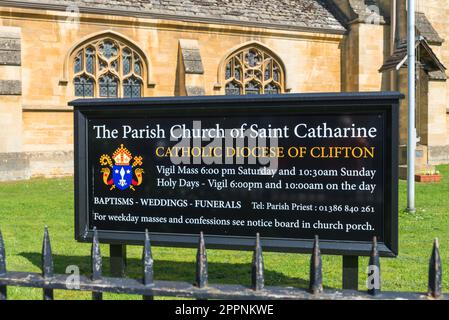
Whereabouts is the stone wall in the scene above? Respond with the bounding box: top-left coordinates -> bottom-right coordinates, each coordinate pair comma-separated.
0,151 -> 73,181
341,22 -> 389,92
0,6 -> 344,180
416,1 -> 449,149
1,2 -> 449,181
0,26 -> 22,153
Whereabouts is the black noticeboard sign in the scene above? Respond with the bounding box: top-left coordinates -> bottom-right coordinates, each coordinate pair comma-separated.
70,92 -> 401,257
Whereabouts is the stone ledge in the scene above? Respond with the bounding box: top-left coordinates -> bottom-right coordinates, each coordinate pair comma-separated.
428,145 -> 449,165
0,80 -> 21,95
0,152 -> 31,181
22,105 -> 72,111
27,150 -> 74,178
0,151 -> 74,181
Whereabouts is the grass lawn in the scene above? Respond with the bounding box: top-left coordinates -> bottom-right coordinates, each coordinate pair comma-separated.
1,166 -> 448,300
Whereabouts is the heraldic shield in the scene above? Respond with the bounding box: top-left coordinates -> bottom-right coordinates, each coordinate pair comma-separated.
113,165 -> 133,190
99,144 -> 144,191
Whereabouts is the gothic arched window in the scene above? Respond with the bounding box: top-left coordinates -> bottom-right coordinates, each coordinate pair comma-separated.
73,38 -> 144,98
224,46 -> 285,95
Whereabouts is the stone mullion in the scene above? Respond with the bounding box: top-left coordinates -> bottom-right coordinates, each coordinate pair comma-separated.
94,42 -> 104,97
234,57 -> 243,94
277,61 -> 284,93
261,58 -> 271,95
242,53 -> 251,94
116,45 -> 124,98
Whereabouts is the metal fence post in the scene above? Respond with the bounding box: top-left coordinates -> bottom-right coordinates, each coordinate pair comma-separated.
251,233 -> 264,291
368,237 -> 381,296
110,244 -> 127,278
309,235 -> 323,295
342,256 -> 359,290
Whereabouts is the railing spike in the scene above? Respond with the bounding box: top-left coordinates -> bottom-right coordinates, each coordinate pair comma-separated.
143,229 -> 154,286
142,229 -> 154,300
42,227 -> 54,300
251,233 -> 265,291
0,230 -> 6,300
42,226 -> 54,278
195,232 -> 208,289
309,235 -> 323,295
367,236 -> 381,296
91,227 -> 103,300
428,238 -> 442,299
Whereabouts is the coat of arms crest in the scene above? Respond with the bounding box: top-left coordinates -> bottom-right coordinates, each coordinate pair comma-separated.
99,144 -> 144,191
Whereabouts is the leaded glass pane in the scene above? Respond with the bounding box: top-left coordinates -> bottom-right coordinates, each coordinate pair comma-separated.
123,85 -> 132,98
132,85 -> 141,97
225,82 -> 241,95
99,85 -> 108,97
273,65 -> 280,82
264,83 -> 279,95
123,49 -> 131,75
74,75 -> 94,97
99,40 -> 118,59
235,67 -> 241,80
134,54 -> 142,75
74,52 -> 82,74
99,74 -> 118,98
74,83 -> 83,97
123,77 -> 142,98
245,81 -> 260,95
123,58 -> 130,75
134,61 -> 142,76
245,50 -> 261,67
225,62 -> 232,79
85,47 -> 95,74
264,62 -> 271,81
109,85 -> 117,97
84,82 -> 94,96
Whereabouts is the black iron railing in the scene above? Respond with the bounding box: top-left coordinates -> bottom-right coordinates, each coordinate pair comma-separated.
0,228 -> 445,300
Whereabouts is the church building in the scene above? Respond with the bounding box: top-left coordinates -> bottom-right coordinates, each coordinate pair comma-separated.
0,0 -> 448,180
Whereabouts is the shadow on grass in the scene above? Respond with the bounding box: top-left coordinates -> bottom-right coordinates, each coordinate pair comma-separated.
19,252 -> 316,289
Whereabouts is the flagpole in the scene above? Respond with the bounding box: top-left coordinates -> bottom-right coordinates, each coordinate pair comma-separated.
407,0 -> 416,213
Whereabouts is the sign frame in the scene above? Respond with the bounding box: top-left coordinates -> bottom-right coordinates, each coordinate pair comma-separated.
70,92 -> 401,257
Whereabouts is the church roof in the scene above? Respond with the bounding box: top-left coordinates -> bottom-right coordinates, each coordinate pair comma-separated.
2,0 -> 346,33
416,12 -> 444,45
379,40 -> 447,81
